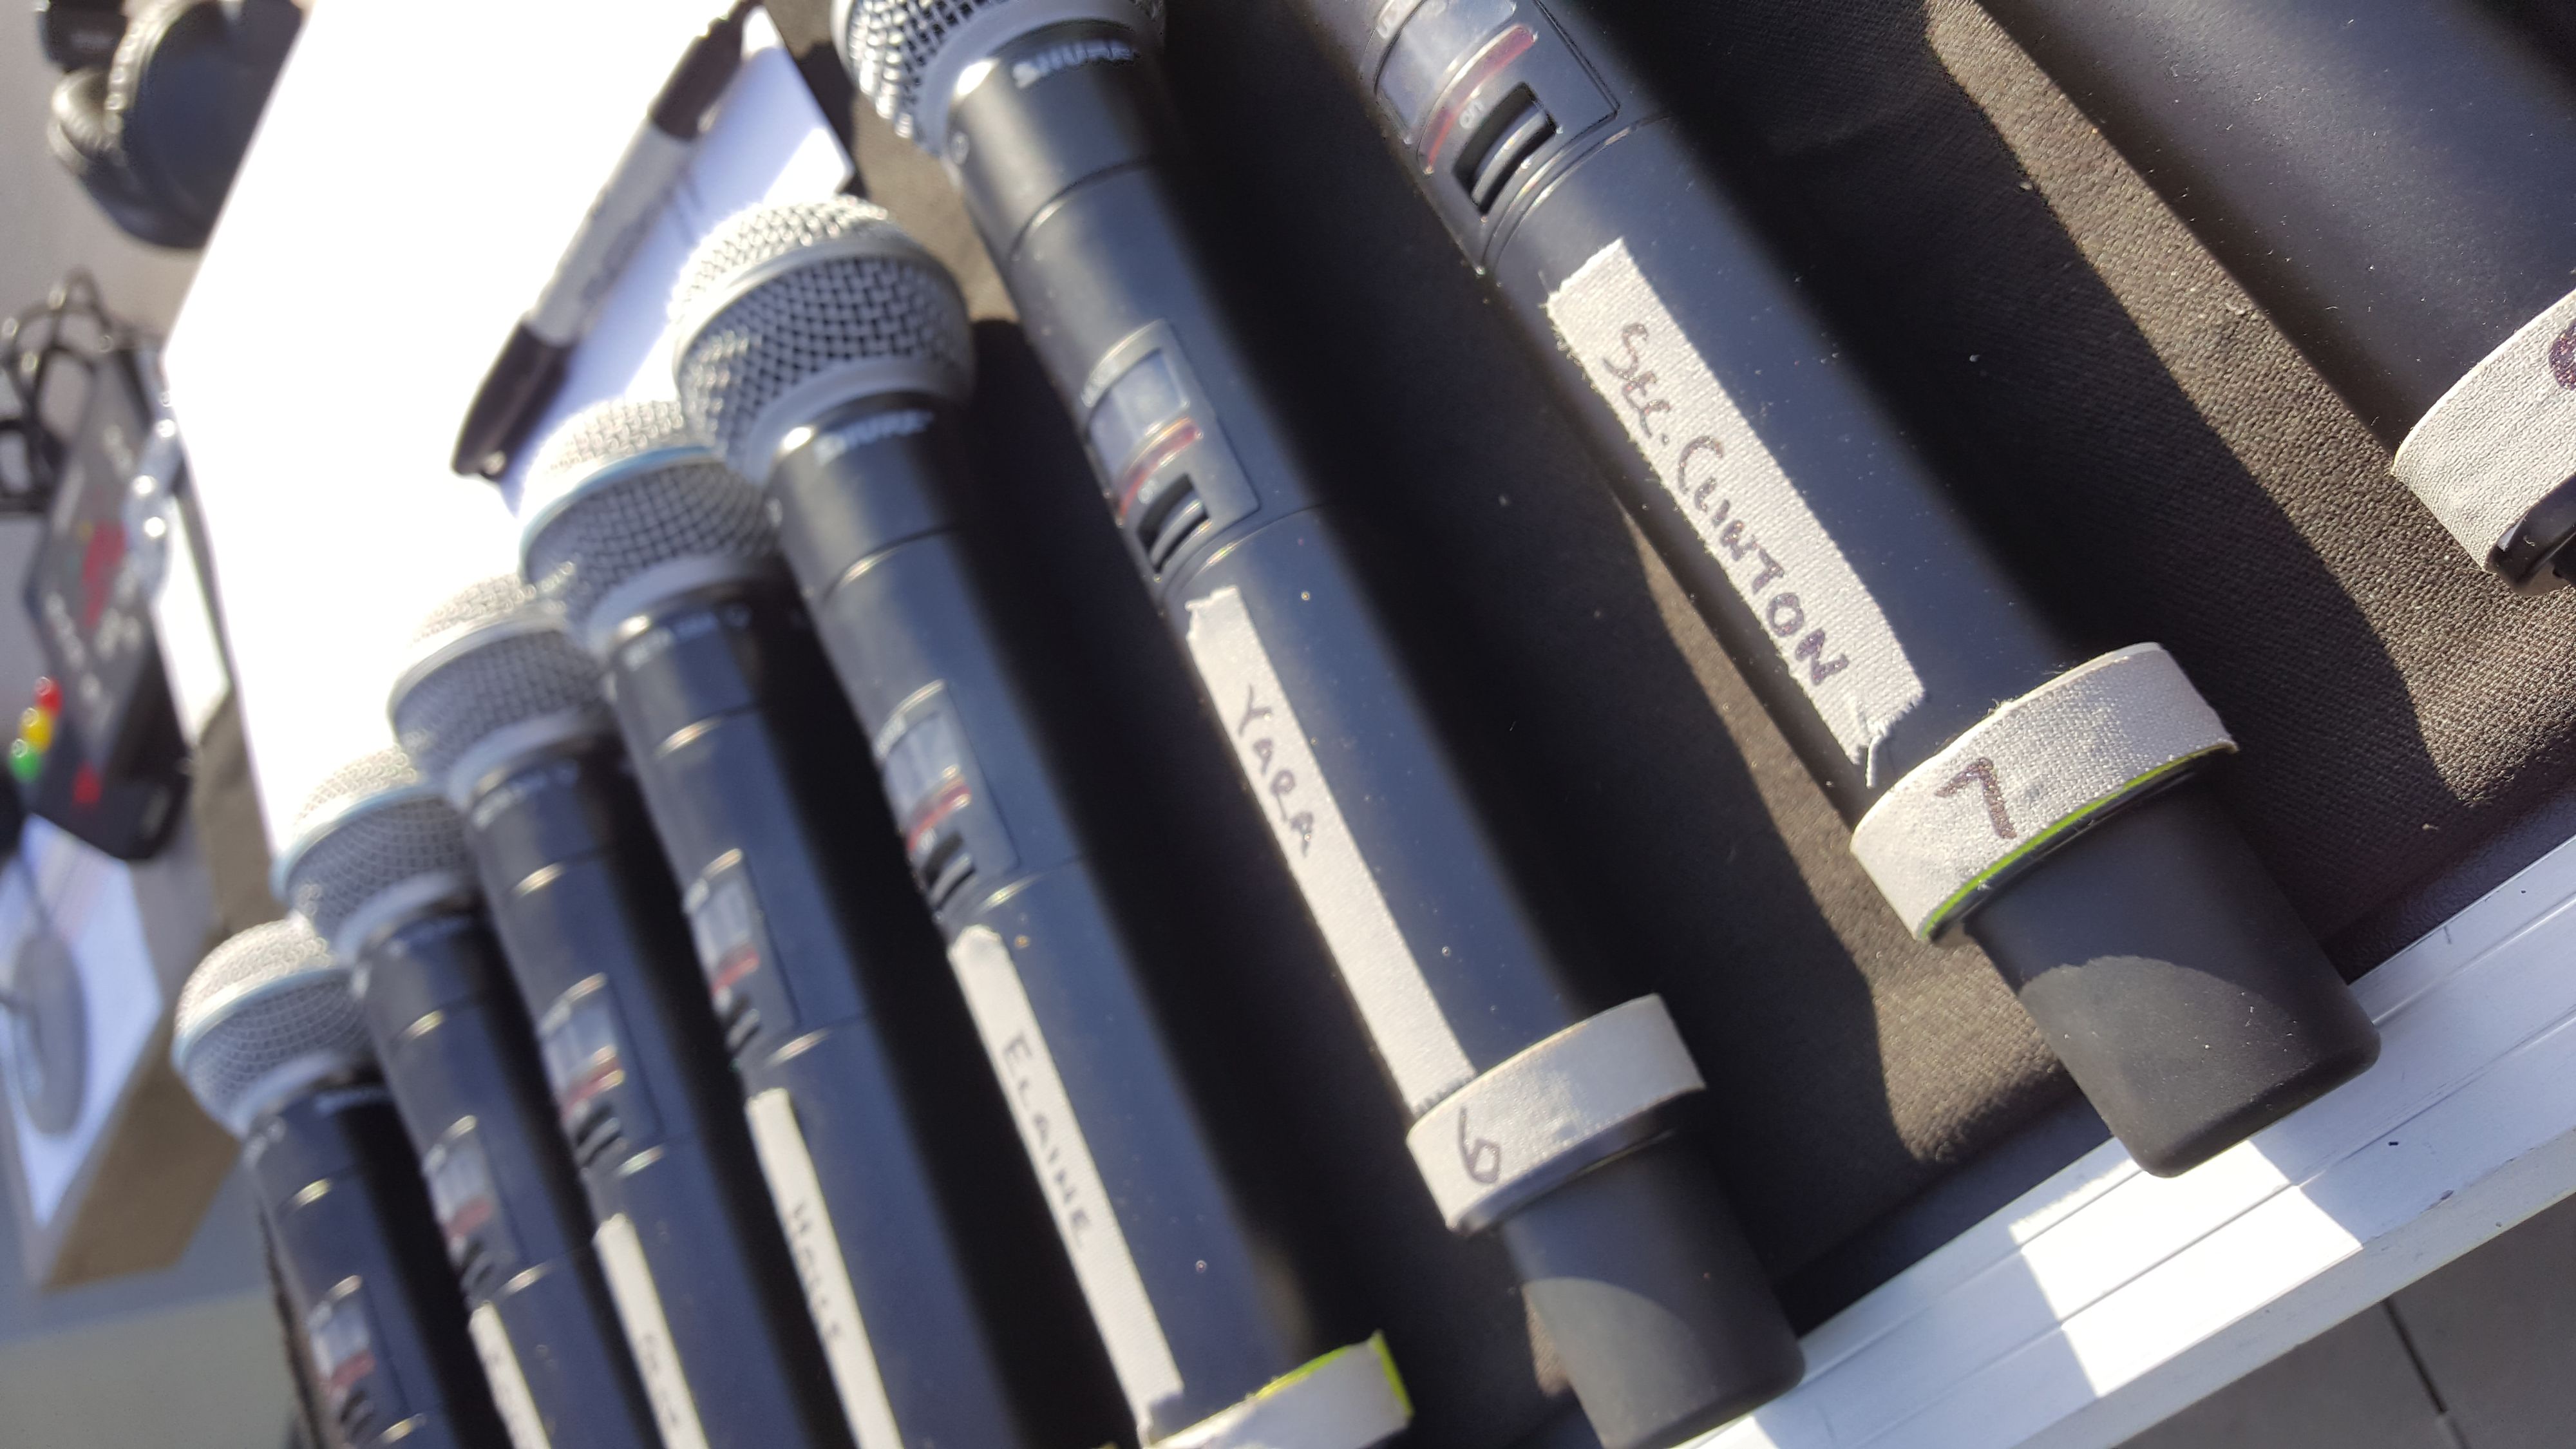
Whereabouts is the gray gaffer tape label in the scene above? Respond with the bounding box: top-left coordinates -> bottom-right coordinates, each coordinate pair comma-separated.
1160,1335 -> 1412,1449
1850,644 -> 2233,938
1546,238 -> 1923,772
1405,996 -> 1703,1231
468,1303 -> 556,1449
2394,285 -> 2576,564
594,1215 -> 710,1449
1184,587 -> 1476,1115
744,1090 -> 905,1449
949,927 -> 1184,1427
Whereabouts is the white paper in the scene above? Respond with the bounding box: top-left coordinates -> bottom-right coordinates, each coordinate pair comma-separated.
163,3 -> 851,846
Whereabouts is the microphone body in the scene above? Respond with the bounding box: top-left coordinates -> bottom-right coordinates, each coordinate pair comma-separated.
1285,0 -> 2380,1173
249,1079 -> 510,1449
352,904 -> 663,1449
1971,0 -> 2576,586
455,726 -> 856,1449
755,386 -> 1405,1443
580,567 -> 1101,1449
840,15 -> 1800,1446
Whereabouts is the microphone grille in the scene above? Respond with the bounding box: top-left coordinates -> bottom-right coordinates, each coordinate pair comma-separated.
672,199 -> 971,476
840,0 -> 1163,138
278,748 -> 471,947
522,401 -> 775,641
392,576 -> 603,788
410,574 -> 538,645
173,918 -> 369,1136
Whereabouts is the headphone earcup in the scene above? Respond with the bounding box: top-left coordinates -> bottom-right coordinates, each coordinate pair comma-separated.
104,0 -> 241,248
44,66 -> 200,250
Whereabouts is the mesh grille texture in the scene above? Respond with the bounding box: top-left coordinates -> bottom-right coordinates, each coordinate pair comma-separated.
393,613 -> 603,785
173,918 -> 367,1131
283,748 -> 470,944
410,575 -> 537,645
674,199 -> 971,475
528,399 -> 703,498
842,0 -> 1162,135
522,454 -> 775,641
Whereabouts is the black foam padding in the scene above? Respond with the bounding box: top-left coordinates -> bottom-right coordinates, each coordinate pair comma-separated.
766,0 -> 2576,1356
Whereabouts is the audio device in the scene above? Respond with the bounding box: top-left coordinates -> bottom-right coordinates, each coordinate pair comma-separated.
388,574 -> 855,1449
518,402 -> 1113,1449
173,918 -> 509,1449
665,204 -> 1417,1447
1284,0 -> 2380,1173
831,5 -> 1802,1444
1973,0 -> 2576,591
275,752 -> 660,1449
41,0 -> 302,249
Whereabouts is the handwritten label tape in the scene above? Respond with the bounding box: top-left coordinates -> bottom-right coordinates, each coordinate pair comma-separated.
1405,996 -> 1703,1231
594,1215 -> 710,1449
1851,643 -> 2233,938
744,1090 -> 905,1449
950,926 -> 1184,1426
1546,238 -> 1923,773
467,1303 -> 556,1449
1160,1334 -> 1412,1449
2393,284 -> 2576,567
1184,586 -> 1475,1115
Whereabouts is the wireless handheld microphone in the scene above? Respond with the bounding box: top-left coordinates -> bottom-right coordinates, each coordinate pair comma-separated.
665,212 -> 1412,1447
389,576 -> 855,1449
174,919 -> 509,1449
1281,0 -> 2381,1175
1969,0 -> 2576,590
518,406 -> 1118,1449
277,753 -> 661,1449
834,7 -> 1801,1446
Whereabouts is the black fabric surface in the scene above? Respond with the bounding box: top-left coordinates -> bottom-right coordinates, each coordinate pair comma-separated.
762,0 -> 2576,1374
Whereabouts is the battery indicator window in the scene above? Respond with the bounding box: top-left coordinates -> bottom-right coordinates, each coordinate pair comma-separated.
1379,0 -> 1516,134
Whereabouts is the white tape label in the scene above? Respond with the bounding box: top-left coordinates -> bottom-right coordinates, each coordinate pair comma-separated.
1160,1334 -> 1412,1449
744,1090 -> 905,1449
2393,284 -> 2576,565
594,1215 -> 710,1449
1183,586 -> 1475,1115
1405,996 -> 1703,1231
950,926 -> 1184,1426
1850,643 -> 2233,938
468,1303 -> 556,1449
1546,238 -> 1923,770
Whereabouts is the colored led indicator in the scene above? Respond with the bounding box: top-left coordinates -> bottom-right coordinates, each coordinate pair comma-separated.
14,676 -> 63,790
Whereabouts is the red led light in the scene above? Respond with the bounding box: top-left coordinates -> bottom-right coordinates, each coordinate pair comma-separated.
32,677 -> 60,714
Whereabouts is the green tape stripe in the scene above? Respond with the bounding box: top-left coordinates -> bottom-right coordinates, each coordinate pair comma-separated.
1156,1333 -> 1409,1448
1914,747 -> 2229,940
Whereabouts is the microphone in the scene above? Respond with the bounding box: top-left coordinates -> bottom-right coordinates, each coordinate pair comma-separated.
665,210 -> 1410,1448
388,576 -> 856,1449
831,10 -> 1801,1447
1968,0 -> 2576,589
173,918 -> 510,1449
276,753 -> 662,1449
516,406 -> 1119,1449
1280,0 -> 2382,1173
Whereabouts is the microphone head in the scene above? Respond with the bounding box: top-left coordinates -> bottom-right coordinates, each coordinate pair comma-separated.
835,0 -> 1163,146
273,748 -> 474,957
173,918 -> 371,1138
670,197 -> 972,478
520,399 -> 779,651
389,574 -> 607,803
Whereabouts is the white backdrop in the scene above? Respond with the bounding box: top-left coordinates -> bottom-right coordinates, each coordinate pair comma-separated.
165,2 -> 849,848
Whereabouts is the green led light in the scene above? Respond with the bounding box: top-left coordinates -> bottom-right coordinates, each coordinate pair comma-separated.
9,738 -> 41,784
